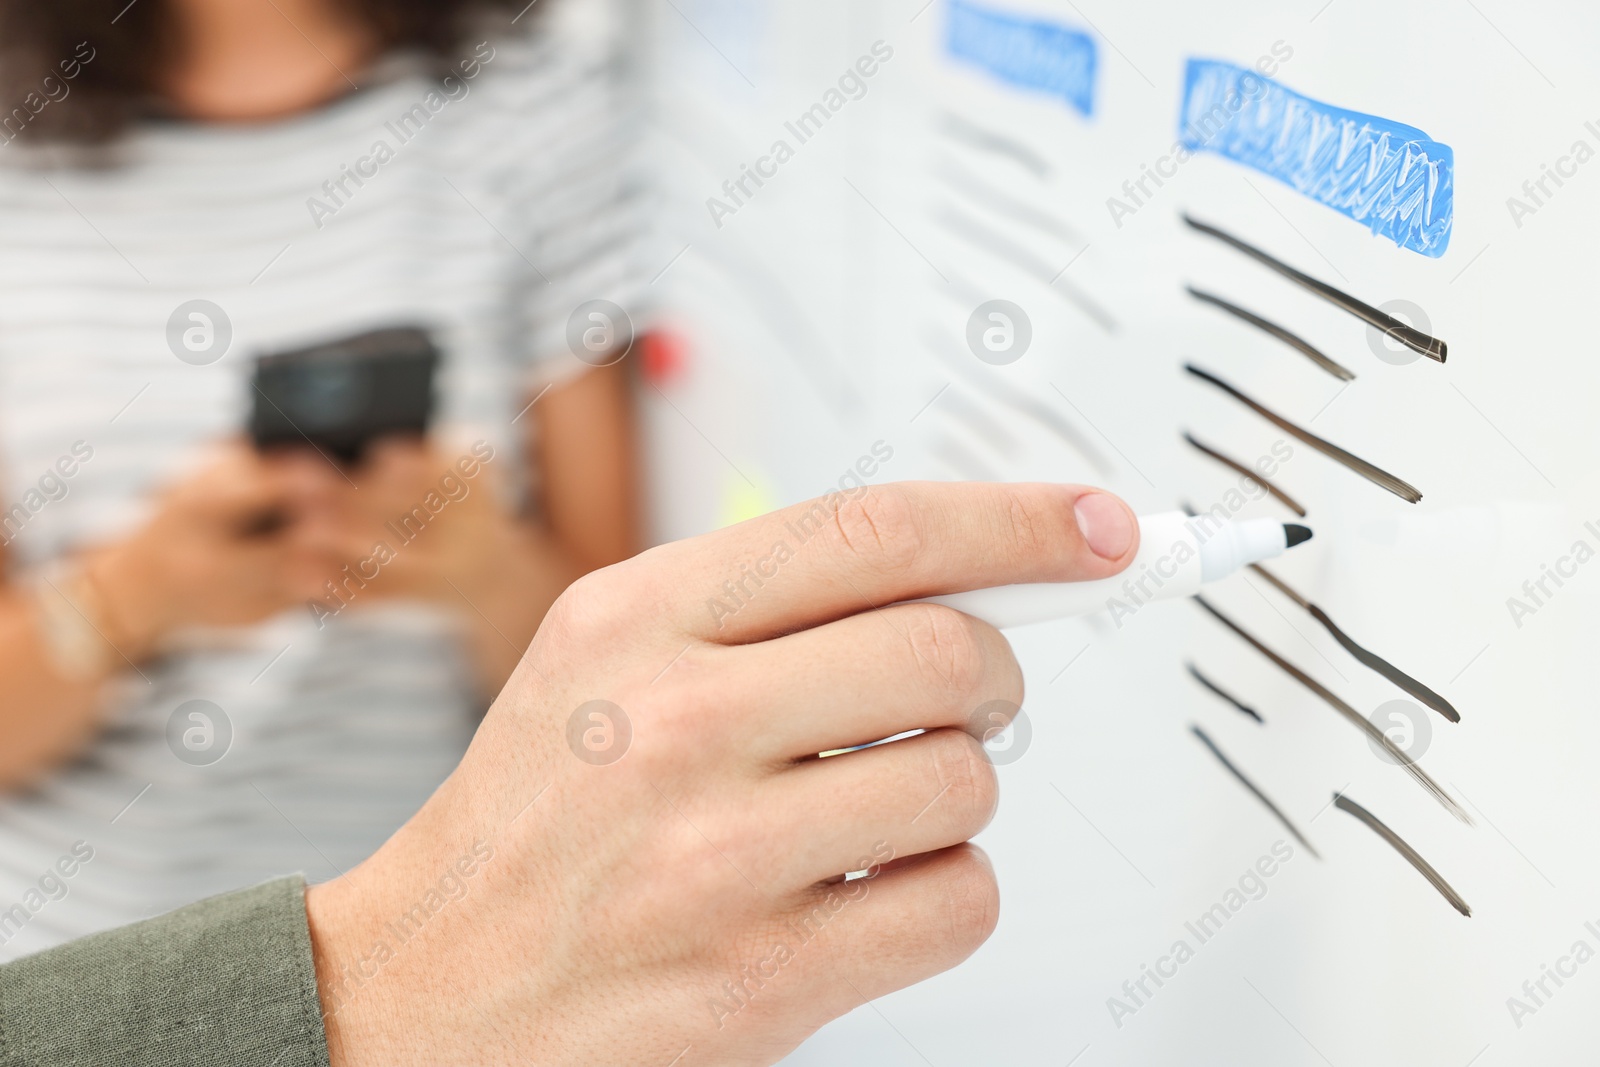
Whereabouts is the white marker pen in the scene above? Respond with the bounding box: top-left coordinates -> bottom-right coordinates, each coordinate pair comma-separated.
923,512 -> 1312,629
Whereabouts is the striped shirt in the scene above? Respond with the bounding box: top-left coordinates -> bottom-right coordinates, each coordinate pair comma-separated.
0,5 -> 643,958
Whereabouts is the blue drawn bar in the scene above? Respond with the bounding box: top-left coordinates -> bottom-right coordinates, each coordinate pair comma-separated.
1179,59 -> 1453,257
947,0 -> 1096,117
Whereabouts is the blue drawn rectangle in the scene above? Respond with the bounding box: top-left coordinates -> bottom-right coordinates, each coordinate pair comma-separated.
1179,59 -> 1453,257
947,0 -> 1096,117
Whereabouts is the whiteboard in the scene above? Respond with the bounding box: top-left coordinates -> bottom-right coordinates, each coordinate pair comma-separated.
639,1 -> 1600,1063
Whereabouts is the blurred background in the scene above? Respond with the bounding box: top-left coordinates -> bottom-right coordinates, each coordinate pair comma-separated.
0,0 -> 1597,1064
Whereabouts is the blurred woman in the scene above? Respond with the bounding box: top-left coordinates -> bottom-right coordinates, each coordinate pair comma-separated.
0,0 -> 641,957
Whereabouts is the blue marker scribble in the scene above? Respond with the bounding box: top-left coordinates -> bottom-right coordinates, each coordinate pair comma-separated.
947,0 -> 1096,118
1179,59 -> 1453,257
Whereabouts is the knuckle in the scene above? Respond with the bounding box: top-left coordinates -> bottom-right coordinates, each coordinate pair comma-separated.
620,696 -> 684,771
904,604 -> 987,697
623,706 -> 699,779
542,563 -> 637,644
926,729 -> 999,831
943,850 -> 1001,951
981,633 -> 1025,711
828,485 -> 924,573
998,486 -> 1052,564
660,818 -> 742,905
636,678 -> 703,748
625,646 -> 737,768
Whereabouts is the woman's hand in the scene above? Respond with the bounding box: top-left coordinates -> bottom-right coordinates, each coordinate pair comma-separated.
85,441 -> 324,660
305,481 -> 1140,1066
280,437 -> 523,612
280,437 -> 588,691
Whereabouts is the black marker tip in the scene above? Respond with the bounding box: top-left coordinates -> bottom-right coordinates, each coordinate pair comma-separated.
1284,524 -> 1313,549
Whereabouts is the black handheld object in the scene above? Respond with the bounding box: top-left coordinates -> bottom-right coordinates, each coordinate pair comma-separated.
249,326 -> 439,464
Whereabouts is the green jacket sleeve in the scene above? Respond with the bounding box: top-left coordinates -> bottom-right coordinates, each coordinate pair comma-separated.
0,875 -> 329,1067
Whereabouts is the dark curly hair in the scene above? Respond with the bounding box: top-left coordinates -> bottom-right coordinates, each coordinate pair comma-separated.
0,0 -> 537,145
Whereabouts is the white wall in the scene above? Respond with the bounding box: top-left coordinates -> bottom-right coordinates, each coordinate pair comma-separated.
640,2 -> 1600,1062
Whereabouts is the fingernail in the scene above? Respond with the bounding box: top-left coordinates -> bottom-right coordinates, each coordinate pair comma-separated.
1074,492 -> 1135,560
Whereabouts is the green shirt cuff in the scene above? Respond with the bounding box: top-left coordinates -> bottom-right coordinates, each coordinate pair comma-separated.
0,875 -> 329,1067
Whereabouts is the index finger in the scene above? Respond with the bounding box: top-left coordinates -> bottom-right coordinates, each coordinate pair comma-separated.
643,481 -> 1139,643
169,440 -> 294,517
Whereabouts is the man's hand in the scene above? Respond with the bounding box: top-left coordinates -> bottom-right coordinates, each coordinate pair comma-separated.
305,481 -> 1139,1066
